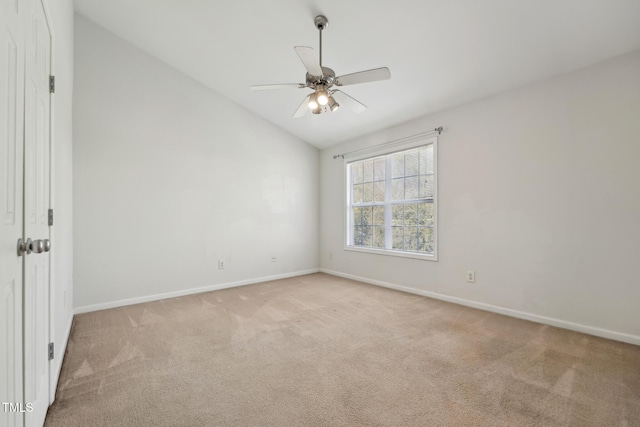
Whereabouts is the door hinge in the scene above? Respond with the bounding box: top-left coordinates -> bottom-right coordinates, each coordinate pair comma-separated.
48,342 -> 54,361
49,75 -> 55,93
48,208 -> 54,226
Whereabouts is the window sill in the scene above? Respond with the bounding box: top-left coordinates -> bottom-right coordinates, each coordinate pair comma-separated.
344,246 -> 438,262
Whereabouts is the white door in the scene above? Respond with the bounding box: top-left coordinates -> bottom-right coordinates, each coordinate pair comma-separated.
1,0 -> 26,425
23,0 -> 52,425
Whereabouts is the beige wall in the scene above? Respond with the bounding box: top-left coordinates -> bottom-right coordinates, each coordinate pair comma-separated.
320,51 -> 640,344
73,16 -> 319,311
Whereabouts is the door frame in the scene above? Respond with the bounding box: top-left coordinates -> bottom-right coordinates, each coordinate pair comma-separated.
39,0 -> 56,405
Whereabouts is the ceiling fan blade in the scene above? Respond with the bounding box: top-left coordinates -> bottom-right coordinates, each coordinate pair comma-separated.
335,67 -> 391,87
294,46 -> 323,77
250,83 -> 306,91
293,94 -> 311,118
332,90 -> 366,114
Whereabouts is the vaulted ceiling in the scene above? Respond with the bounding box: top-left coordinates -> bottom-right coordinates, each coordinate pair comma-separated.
73,0 -> 640,148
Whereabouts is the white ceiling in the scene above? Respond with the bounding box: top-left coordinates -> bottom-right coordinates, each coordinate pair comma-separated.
73,0 -> 640,149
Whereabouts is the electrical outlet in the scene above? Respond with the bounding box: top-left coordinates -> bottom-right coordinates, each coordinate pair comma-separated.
329,251 -> 334,260
272,254 -> 277,263
466,270 -> 475,283
218,260 -> 225,269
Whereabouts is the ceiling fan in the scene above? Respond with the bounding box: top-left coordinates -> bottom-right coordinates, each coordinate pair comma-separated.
250,15 -> 391,118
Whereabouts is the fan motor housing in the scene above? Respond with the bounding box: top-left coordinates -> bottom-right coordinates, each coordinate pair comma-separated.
306,67 -> 335,88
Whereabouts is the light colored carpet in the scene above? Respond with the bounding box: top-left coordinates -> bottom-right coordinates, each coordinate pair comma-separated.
45,273 -> 640,426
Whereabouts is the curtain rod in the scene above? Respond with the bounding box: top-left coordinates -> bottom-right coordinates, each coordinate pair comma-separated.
332,127 -> 443,159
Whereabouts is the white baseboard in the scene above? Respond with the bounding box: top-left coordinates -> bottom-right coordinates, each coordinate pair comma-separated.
320,268 -> 640,347
74,269 -> 320,314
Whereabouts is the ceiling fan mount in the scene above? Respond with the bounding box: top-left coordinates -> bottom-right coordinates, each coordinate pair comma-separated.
251,15 -> 391,118
314,15 -> 328,31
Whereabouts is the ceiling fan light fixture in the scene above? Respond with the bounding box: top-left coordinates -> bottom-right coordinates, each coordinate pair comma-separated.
308,92 -> 319,110
317,86 -> 329,106
250,14 -> 390,119
327,96 -> 339,112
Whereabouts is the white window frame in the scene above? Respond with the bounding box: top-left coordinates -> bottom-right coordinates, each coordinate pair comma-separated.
344,135 -> 438,261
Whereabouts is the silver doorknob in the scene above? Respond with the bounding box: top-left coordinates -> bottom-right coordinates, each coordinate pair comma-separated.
30,239 -> 45,254
17,238 -> 50,256
17,238 -> 32,256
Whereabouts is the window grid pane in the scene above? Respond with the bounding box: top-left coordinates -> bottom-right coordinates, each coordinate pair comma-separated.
373,206 -> 385,225
352,163 -> 363,184
392,227 -> 403,250
404,204 -> 417,226
374,158 -> 385,181
391,154 -> 404,178
419,175 -> 434,199
405,151 -> 419,176
373,226 -> 385,248
405,227 -> 418,252
363,160 -> 374,182
348,142 -> 435,255
373,182 -> 385,202
352,207 -> 362,225
391,178 -> 404,201
353,184 -> 364,204
405,177 -> 419,200
391,205 -> 403,227
363,182 -> 374,203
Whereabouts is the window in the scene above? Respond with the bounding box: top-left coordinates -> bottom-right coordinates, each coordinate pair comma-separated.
345,136 -> 437,260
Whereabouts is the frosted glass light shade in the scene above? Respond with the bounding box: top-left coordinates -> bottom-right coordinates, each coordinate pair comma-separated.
308,92 -> 319,109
